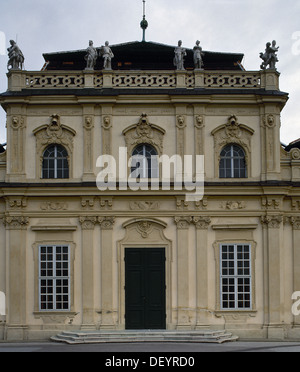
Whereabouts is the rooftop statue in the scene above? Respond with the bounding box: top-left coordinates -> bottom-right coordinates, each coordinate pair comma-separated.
260,40 -> 279,70
193,40 -> 204,70
84,40 -> 98,70
100,41 -> 114,70
173,40 -> 186,71
7,40 -> 24,70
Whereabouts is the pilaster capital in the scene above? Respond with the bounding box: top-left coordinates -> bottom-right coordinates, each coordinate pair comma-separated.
290,216 -> 300,230
174,216 -> 192,229
79,216 -> 97,230
192,216 -> 211,230
98,216 -> 115,230
260,215 -> 283,229
3,215 -> 29,230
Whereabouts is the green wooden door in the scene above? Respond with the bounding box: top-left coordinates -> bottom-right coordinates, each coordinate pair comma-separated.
125,248 -> 166,329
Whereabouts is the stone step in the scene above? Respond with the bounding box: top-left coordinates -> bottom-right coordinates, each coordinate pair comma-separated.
51,330 -> 239,344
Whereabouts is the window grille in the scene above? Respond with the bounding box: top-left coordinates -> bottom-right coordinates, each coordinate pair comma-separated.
39,245 -> 70,311
220,244 -> 251,310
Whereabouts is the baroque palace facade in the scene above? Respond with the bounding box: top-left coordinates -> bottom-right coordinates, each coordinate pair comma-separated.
0,38 -> 300,341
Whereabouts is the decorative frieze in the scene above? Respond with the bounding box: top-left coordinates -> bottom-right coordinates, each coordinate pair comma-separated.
261,197 -> 280,210
129,200 -> 159,211
220,201 -> 246,210
6,197 -> 27,210
40,202 -> 68,211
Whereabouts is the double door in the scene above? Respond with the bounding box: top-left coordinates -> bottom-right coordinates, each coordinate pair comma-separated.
125,248 -> 166,329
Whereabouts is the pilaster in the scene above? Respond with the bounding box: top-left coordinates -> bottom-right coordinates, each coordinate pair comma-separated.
193,217 -> 211,328
98,217 -> 116,329
82,110 -> 95,181
290,216 -> 300,325
3,215 -> 29,340
174,216 -> 192,329
261,214 -> 283,338
79,216 -> 97,329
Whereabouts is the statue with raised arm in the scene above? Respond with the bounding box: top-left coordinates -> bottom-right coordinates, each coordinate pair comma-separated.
193,40 -> 204,70
100,41 -> 114,70
260,40 -> 279,70
173,40 -> 186,70
84,40 -> 98,70
7,40 -> 24,70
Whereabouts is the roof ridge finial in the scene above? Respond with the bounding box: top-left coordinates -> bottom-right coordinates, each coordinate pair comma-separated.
140,0 -> 148,42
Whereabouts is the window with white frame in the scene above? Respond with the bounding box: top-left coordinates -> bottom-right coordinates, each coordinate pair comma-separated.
39,245 -> 70,311
220,244 -> 251,310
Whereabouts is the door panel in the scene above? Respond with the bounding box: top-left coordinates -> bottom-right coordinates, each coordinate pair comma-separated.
125,248 -> 166,329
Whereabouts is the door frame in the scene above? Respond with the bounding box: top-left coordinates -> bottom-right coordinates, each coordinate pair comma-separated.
117,218 -> 172,330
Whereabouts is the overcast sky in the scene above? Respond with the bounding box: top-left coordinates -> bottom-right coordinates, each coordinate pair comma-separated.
0,0 -> 300,145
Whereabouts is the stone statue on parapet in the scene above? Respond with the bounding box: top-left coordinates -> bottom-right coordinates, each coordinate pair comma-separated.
100,41 -> 114,70
7,40 -> 24,70
193,40 -> 204,70
174,40 -> 186,70
260,40 -> 279,70
85,40 -> 98,70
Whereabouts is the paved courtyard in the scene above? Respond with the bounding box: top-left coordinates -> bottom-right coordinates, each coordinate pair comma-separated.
0,340 -> 300,353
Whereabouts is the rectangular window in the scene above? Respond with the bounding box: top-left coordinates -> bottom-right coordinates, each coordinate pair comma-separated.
220,244 -> 251,310
39,245 -> 70,311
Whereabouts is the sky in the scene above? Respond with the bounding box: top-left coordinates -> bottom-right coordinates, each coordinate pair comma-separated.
0,0 -> 300,145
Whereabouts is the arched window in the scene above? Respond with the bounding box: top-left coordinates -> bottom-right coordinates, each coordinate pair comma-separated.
42,145 -> 69,179
130,144 -> 159,179
219,144 -> 247,178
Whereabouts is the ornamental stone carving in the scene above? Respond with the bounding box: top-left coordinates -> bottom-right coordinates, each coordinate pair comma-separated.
79,216 -> 97,230
290,216 -> 300,230
3,216 -> 29,230
261,215 -> 283,229
33,114 -> 76,155
123,113 -> 165,155
98,216 -> 115,230
174,216 -> 192,229
192,216 -> 211,229
291,148 -> 300,160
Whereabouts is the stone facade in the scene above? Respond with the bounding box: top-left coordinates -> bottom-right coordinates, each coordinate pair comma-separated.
0,41 -> 299,341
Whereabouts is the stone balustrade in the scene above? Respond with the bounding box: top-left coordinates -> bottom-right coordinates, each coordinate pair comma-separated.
7,69 -> 280,92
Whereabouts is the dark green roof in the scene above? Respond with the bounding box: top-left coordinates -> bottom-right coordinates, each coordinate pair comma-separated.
43,41 -> 244,71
